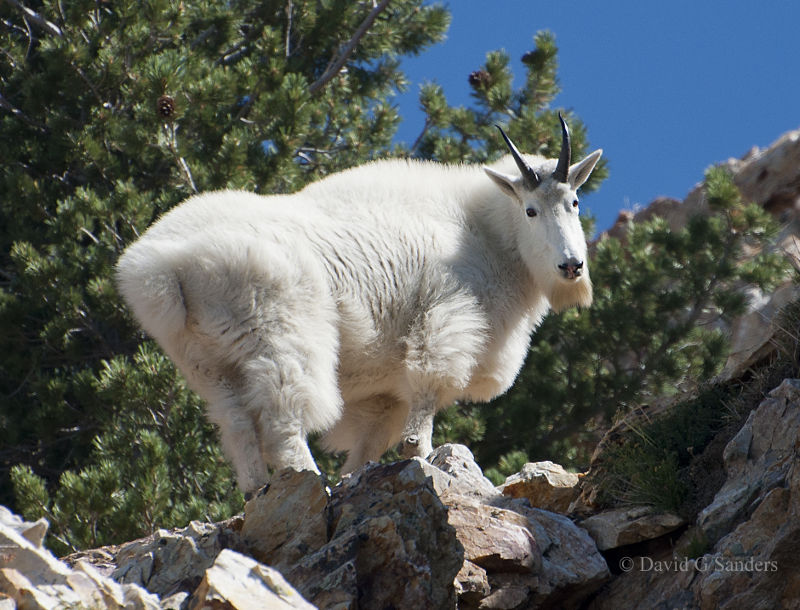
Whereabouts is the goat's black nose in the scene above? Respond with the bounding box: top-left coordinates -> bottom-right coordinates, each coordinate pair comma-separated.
558,258 -> 584,279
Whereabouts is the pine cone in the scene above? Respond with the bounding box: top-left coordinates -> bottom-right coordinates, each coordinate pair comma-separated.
468,70 -> 492,89
157,95 -> 176,119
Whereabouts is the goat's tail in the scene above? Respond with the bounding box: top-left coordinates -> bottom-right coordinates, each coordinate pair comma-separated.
116,240 -> 189,345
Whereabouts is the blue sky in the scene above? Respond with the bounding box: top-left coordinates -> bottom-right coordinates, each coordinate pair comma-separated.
393,1 -> 800,234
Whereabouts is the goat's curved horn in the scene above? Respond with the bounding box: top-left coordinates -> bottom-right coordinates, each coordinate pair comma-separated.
553,112 -> 571,183
495,125 -> 541,190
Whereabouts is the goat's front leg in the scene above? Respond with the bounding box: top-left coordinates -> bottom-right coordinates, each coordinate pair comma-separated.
400,397 -> 435,459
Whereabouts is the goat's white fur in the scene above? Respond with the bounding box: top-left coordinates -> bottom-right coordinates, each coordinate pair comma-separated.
116,145 -> 602,493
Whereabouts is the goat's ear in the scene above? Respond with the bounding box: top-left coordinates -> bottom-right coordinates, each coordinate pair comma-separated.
484,166 -> 522,202
568,149 -> 603,190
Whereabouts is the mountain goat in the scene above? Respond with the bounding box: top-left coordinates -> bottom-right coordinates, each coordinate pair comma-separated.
116,115 -> 602,494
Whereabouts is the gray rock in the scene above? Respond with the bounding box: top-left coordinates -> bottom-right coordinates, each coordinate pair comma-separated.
240,468 -> 329,573
186,548 -> 315,610
447,499 -> 541,573
698,379 -> 800,542
111,518 -> 243,599
579,506 -> 686,551
0,506 -> 48,548
0,507 -> 160,609
499,461 -> 581,513
428,443 -> 501,499
288,458 -> 464,609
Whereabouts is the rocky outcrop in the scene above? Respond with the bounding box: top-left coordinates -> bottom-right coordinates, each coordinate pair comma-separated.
0,508 -> 161,609
587,378 -> 800,609
1,445 -> 611,609
4,367 -> 800,609
697,379 -> 800,543
5,365 -> 800,609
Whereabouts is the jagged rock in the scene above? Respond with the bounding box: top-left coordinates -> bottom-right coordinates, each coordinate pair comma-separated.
0,507 -> 160,609
454,560 -> 490,605
111,517 -> 243,600
499,461 -> 581,513
480,574 -> 531,609
720,281 -> 800,381
579,506 -> 685,551
733,128 -> 800,214
186,548 -> 314,610
0,506 -> 48,548
4,446 -> 612,609
240,468 -> 329,572
698,378 -> 800,543
500,501 -> 611,608
428,443 -> 501,499
287,458 -> 464,609
447,500 -> 541,573
436,456 -> 609,608
589,378 -> 800,609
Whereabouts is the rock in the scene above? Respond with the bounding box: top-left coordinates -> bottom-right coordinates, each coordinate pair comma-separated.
1,446 -> 610,609
240,468 -> 329,572
719,282 -> 800,381
519,504 -> 610,605
186,548 -> 314,610
111,517 -> 243,600
0,506 -> 160,609
579,506 -> 685,551
0,506 -> 48,548
479,574 -> 531,609
590,378 -> 800,610
499,461 -> 581,513
733,128 -> 800,214
428,443 -> 501,499
454,560 -> 490,606
585,559 -> 699,610
698,379 -> 800,542
447,500 -> 540,573
287,458 -> 464,609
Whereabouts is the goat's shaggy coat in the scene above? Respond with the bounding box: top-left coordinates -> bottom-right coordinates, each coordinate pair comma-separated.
117,138 -> 602,493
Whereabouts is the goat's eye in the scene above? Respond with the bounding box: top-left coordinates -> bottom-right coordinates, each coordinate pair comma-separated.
526,208 -> 537,218
572,199 -> 579,208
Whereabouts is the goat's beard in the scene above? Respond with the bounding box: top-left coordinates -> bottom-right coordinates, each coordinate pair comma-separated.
548,272 -> 593,313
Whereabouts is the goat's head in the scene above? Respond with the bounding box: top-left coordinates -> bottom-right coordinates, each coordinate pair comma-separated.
484,114 -> 602,311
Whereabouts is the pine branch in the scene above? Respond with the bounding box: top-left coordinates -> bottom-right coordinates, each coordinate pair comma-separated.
3,0 -> 62,37
308,0 -> 392,95
0,90 -> 47,131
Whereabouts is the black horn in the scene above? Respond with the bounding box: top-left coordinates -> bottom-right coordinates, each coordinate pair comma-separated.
553,112 -> 571,183
495,125 -> 541,190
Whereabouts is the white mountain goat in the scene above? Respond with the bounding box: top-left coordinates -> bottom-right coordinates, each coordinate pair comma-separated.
116,115 -> 602,495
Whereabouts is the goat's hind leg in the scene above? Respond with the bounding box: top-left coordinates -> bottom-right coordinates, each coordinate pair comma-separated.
237,300 -> 342,476
200,385 -> 269,496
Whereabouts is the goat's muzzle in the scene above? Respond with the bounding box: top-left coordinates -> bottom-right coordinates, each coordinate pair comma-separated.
558,259 -> 584,280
